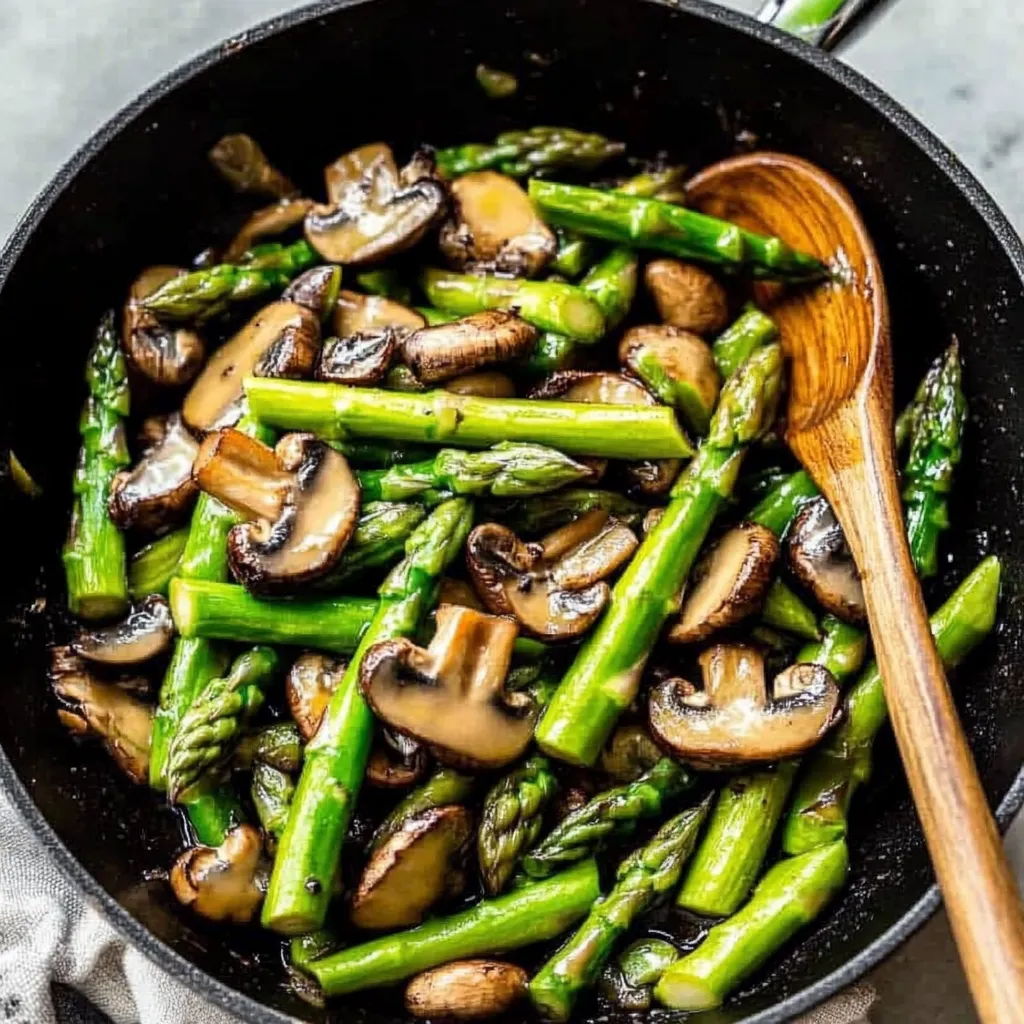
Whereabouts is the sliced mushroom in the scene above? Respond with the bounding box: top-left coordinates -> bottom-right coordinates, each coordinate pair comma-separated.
279,264 -> 342,323
402,311 -> 537,385
51,647 -> 153,783
209,133 -> 297,198
787,497 -> 866,624
644,259 -> 730,336
440,171 -> 556,277
286,652 -> 346,740
333,289 -> 426,338
324,142 -> 398,206
648,644 -> 841,769
435,576 -> 485,609
109,413 -> 200,532
305,147 -> 447,265
667,523 -> 780,644
466,510 -> 637,639
619,325 -> 721,434
406,961 -> 529,1020
360,604 -> 537,769
71,595 -> 174,666
599,723 -> 665,782
122,267 -> 205,386
444,371 -> 516,398
222,197 -> 315,263
193,429 -> 361,594
170,824 -> 267,923
350,805 -> 472,930
183,301 -> 321,432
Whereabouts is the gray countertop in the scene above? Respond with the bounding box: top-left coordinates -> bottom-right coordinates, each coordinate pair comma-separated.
2,1 -> 1022,1021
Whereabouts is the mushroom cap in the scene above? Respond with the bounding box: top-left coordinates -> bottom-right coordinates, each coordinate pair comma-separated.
280,264 -> 342,322
109,412 -> 199,532
222,197 -> 314,263
209,133 -> 297,198
787,497 -> 866,625
286,651 -> 347,740
360,604 -> 535,769
333,289 -> 427,337
529,370 -> 656,405
444,371 -> 517,399
668,522 -> 780,644
170,824 -> 267,924
324,141 -> 398,206
402,311 -> 537,385
350,805 -> 472,930
71,595 -> 174,666
439,171 -> 556,278
405,961 -> 529,1020
644,259 -> 730,337
648,644 -> 841,769
122,267 -> 206,387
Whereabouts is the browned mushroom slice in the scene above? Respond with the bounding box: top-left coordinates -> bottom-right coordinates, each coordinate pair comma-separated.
51,647 -> 153,783
435,577 -> 485,610
333,289 -> 427,338
350,805 -> 472,930
209,134 -> 297,198
644,259 -> 730,336
182,301 -> 321,432
648,644 -> 841,769
642,507 -> 666,535
222,197 -> 315,263
787,497 -> 866,624
360,605 -> 536,769
440,171 -> 556,277
405,961 -> 529,1020
618,325 -> 721,435
305,149 -> 447,266
444,371 -> 516,398
324,142 -> 399,206
193,429 -> 361,594
71,595 -> 174,666
170,824 -> 267,923
109,413 -> 199,532
279,264 -> 341,323
123,267 -> 205,387
366,740 -> 429,788
403,311 -> 537,385
466,511 -> 637,640
599,723 -> 665,782
286,652 -> 346,740
667,523 -> 780,644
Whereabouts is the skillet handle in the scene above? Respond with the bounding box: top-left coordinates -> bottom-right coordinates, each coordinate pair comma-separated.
755,0 -> 896,50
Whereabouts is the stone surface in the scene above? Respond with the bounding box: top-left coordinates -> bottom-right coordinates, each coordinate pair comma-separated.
2,1 -> 1022,1022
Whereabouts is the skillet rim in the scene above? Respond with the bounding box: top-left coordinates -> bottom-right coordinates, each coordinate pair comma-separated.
1,1 -> 1023,1021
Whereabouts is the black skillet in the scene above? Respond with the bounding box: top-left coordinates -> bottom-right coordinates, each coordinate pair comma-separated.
2,0 -> 1024,1021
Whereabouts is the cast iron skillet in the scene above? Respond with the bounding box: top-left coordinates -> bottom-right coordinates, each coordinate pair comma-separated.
2,0 -> 1024,1021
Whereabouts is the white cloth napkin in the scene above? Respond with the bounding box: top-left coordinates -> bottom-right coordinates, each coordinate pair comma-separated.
0,788 -> 872,1024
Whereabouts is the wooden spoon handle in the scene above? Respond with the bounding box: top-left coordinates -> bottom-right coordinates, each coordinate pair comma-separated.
831,454 -> 1024,1023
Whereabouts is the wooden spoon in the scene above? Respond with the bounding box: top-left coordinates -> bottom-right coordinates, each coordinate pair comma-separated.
687,152 -> 1024,1022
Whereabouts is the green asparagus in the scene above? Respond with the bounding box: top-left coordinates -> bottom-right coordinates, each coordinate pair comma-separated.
579,246 -> 639,329
783,556 -> 1000,855
483,488 -> 647,535
712,306 -> 780,379
422,268 -> 606,341
329,440 -> 434,467
536,344 -> 783,765
166,646 -> 279,801
308,859 -> 601,996
369,768 -> 476,856
530,799 -> 710,1021
656,842 -> 849,1010
550,229 -> 600,278
615,166 -> 688,204
183,773 -> 246,847
475,64 -> 518,99
600,938 -> 680,1011
262,499 -> 473,934
243,378 -> 694,460
316,501 -> 427,588
479,756 -> 558,894
355,268 -> 412,305
128,528 -> 188,599
252,763 -> 296,843
524,759 -> 693,877
761,579 -> 821,641
529,181 -> 827,281
747,469 -> 818,536
796,615 -> 869,679
63,312 -> 130,621
521,332 -> 579,375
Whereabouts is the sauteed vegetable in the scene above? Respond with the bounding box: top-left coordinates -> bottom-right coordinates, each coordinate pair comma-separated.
53,121 -> 993,1018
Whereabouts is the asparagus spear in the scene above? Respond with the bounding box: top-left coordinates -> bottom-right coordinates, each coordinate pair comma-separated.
783,555 -> 1000,855
551,229 -> 600,278
235,723 -> 303,773
183,774 -> 246,847
262,499 -> 474,934
252,763 -> 296,843
329,440 -> 434,467
421,268 -> 606,341
128,528 -> 188,599
529,181 -> 828,282
435,126 -> 624,179
483,488 -> 647,535
761,579 -> 820,641
140,240 -> 316,321
308,859 -> 601,996
747,469 -> 818,536
243,378 -> 694,460
579,246 -> 639,329
536,343 -> 784,765
415,306 -> 460,327
615,166 -> 688,204
63,312 -> 130,621
355,268 -> 412,305
316,501 -> 427,588
166,646 -> 279,801
369,768 -> 475,856
521,332 -> 579,375
479,756 -> 558,895
530,799 -> 711,1021
524,759 -> 693,878
796,615 -> 869,679
655,842 -> 849,1010
902,342 -> 965,578
358,443 -> 596,503
712,306 -> 780,379
600,938 -> 680,1011
170,578 -> 377,653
